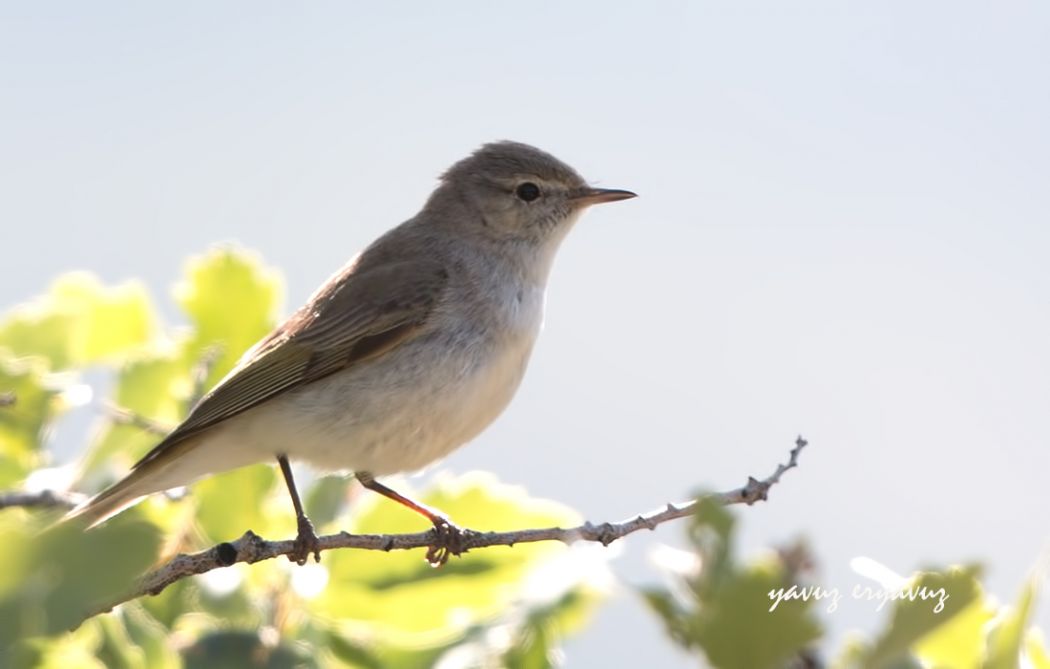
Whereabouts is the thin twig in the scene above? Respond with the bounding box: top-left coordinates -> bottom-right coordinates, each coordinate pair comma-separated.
103,403 -> 172,436
84,436 -> 808,616
0,489 -> 86,510
187,345 -> 222,411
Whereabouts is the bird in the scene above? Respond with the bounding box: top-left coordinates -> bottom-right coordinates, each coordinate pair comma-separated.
66,141 -> 636,564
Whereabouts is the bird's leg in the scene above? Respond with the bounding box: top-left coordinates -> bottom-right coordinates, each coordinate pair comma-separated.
277,454 -> 321,565
355,471 -> 469,566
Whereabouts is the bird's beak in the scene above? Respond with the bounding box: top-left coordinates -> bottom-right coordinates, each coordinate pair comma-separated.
570,187 -> 638,207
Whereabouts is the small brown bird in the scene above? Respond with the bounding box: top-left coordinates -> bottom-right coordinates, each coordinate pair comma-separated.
68,141 -> 635,564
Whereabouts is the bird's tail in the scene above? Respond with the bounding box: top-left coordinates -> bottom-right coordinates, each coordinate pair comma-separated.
63,438 -> 211,527
64,464 -> 166,527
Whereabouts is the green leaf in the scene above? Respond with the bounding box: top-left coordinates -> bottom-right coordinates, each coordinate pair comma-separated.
137,578 -> 197,632
180,630 -> 320,669
0,509 -> 161,649
174,247 -> 282,387
312,473 -> 595,649
0,353 -> 60,486
78,349 -> 188,482
912,592 -> 994,669
305,475 -> 351,530
863,565 -> 982,669
193,464 -> 277,543
94,613 -> 146,669
640,589 -> 693,650
687,495 -> 736,599
0,273 -> 155,370
2,623 -> 106,669
694,558 -> 822,669
119,603 -> 181,669
325,631 -> 385,669
502,588 -> 602,669
985,574 -> 1039,669
502,620 -> 555,669
80,247 -> 282,484
642,500 -> 822,668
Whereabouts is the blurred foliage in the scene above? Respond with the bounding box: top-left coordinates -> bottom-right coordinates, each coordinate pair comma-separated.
643,496 -> 1048,669
0,248 -> 607,668
0,246 -> 1045,668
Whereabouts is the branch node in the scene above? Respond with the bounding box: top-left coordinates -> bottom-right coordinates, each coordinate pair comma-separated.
215,542 -> 238,566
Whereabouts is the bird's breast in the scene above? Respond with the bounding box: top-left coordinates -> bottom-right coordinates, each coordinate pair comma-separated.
248,279 -> 547,475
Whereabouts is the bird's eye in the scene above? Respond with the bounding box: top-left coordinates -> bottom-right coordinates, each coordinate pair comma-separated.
515,182 -> 541,202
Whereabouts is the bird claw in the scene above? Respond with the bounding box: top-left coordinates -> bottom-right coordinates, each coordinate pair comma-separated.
288,514 -> 321,565
425,518 -> 472,566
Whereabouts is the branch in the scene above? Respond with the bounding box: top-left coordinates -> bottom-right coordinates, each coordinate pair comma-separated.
0,488 -> 86,510
0,391 -> 15,407
89,436 -> 808,616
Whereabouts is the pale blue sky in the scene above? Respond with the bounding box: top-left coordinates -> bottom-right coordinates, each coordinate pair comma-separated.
3,2 -> 1049,665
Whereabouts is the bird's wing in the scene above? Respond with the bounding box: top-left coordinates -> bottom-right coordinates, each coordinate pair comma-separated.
133,258 -> 450,470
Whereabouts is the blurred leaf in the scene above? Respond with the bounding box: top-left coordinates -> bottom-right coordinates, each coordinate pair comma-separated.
195,567 -> 268,627
640,589 -> 693,649
305,475 -> 351,530
695,558 -> 822,669
642,498 -> 821,669
1026,630 -> 1050,669
138,577 -> 198,631
193,464 -> 277,543
81,247 -> 282,484
174,247 -> 282,387
501,588 -> 601,669
95,613 -> 146,669
985,574 -> 1039,669
180,630 -> 319,669
3,623 -> 105,669
120,603 -> 181,669
832,634 -> 871,669
0,509 -> 161,648
502,621 -> 554,669
0,273 -> 154,370
79,349 -> 187,481
314,473 -> 598,651
0,353 -> 60,486
687,496 -> 736,599
912,592 -> 994,669
325,631 -> 385,669
863,566 -> 982,669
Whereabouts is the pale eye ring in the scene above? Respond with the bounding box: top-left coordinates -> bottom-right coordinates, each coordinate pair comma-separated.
515,182 -> 541,202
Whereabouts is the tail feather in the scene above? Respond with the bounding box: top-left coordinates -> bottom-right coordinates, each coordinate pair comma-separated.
65,430 -> 264,527
64,466 -> 163,527
64,437 -> 208,527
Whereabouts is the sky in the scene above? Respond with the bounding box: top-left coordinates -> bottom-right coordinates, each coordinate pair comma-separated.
3,1 -> 1049,665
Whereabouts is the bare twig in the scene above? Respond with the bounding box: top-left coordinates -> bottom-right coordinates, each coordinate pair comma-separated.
0,489 -> 86,510
0,391 -> 15,407
83,436 -> 808,616
187,345 -> 222,411
103,403 -> 171,436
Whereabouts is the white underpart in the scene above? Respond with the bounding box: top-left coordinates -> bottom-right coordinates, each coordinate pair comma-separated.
153,276 -> 548,489
132,214 -> 577,492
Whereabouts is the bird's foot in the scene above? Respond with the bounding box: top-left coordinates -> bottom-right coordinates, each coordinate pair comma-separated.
425,516 -> 474,566
288,514 -> 322,565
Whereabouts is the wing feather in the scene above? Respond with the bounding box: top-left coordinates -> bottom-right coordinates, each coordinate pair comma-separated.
133,259 -> 449,469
